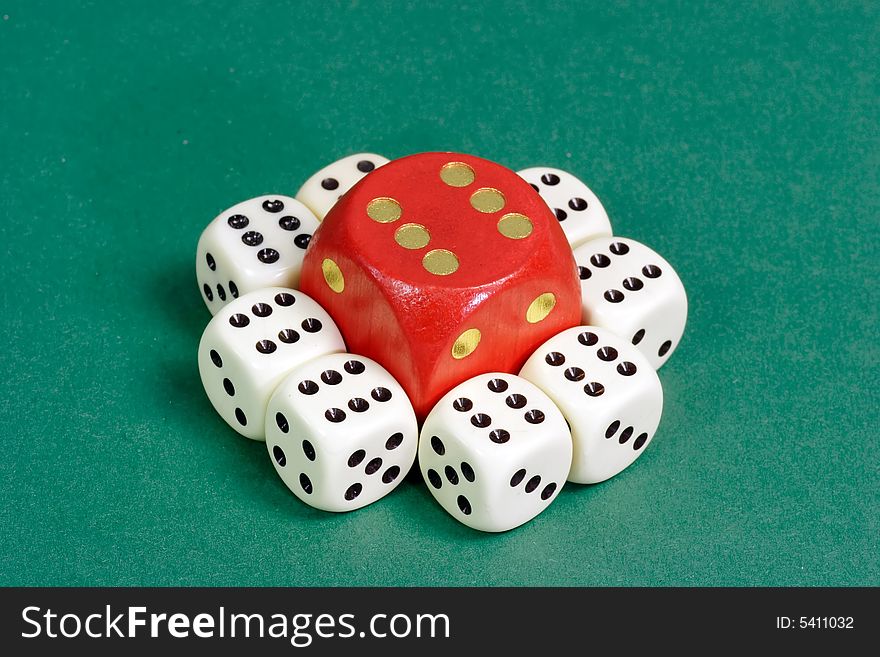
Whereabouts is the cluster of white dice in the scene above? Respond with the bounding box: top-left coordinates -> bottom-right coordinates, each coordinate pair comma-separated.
195,154 -> 687,533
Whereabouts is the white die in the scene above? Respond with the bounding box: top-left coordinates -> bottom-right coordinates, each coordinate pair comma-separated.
196,195 -> 319,315
573,236 -> 687,368
419,373 -> 572,533
198,287 -> 345,440
266,353 -> 417,512
518,167 -> 612,248
295,153 -> 389,220
519,326 -> 662,484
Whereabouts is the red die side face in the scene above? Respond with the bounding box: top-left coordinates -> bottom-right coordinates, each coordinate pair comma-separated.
299,152 -> 580,419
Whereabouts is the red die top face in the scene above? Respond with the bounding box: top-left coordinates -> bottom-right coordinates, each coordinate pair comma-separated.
300,152 -> 581,419
342,154 -> 558,287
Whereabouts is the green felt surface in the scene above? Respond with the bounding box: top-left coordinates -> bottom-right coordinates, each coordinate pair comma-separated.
1,0 -> 877,586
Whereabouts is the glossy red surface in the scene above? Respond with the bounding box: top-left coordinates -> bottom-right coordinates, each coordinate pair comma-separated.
300,152 -> 580,418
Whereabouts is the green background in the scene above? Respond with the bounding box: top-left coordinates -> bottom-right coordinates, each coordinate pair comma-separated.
1,0 -> 877,586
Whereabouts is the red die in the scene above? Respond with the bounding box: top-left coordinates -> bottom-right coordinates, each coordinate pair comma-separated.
299,152 -> 580,419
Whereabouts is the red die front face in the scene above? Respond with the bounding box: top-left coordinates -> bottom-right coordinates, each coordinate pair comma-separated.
299,152 -> 580,419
